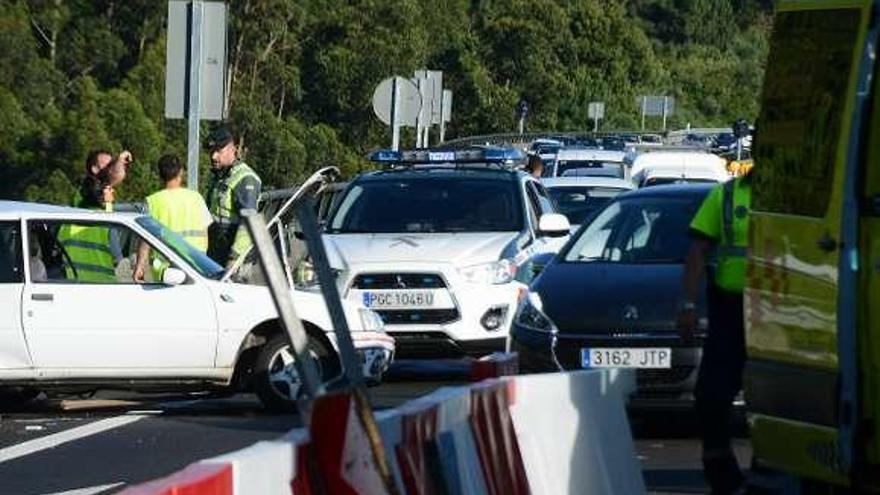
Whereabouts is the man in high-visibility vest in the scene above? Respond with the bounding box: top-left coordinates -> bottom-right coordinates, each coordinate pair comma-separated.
134,154 -> 212,283
58,223 -> 117,282
203,125 -> 262,268
678,170 -> 752,494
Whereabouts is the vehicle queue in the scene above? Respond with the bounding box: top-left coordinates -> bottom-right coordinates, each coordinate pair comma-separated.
0,129 -> 744,414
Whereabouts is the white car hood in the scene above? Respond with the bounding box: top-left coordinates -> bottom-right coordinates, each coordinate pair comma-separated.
325,232 -> 519,267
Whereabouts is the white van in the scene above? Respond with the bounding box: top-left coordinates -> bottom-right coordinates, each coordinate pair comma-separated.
627,151 -> 729,187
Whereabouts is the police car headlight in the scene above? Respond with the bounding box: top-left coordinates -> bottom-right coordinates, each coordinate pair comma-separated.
515,291 -> 557,333
459,259 -> 517,285
358,308 -> 385,332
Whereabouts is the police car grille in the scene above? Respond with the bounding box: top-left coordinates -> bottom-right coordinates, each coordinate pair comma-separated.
376,309 -> 459,325
352,273 -> 446,289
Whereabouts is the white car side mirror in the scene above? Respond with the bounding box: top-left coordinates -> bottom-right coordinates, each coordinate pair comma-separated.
162,267 -> 187,286
538,213 -> 571,237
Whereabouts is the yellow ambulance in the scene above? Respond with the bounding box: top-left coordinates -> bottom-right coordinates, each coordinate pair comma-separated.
747,0 -> 880,490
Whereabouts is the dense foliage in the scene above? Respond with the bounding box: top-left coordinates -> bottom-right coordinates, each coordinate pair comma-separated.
0,0 -> 771,202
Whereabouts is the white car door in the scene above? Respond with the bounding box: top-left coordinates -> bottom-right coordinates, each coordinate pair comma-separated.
0,220 -> 33,369
21,218 -> 218,371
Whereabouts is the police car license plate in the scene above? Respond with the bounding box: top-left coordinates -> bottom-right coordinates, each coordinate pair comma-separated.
362,290 -> 435,309
581,348 -> 671,369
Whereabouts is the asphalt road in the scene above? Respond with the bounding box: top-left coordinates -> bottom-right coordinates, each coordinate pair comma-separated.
0,367 -> 748,495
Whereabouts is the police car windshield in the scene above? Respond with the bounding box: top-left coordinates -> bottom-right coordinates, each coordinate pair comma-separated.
328,177 -> 523,233
136,217 -> 225,279
564,196 -> 700,264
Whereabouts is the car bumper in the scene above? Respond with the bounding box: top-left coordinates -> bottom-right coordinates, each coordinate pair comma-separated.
342,267 -> 522,358
511,324 -> 703,405
332,331 -> 395,383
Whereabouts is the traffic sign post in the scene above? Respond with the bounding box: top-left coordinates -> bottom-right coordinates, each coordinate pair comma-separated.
165,0 -> 227,192
440,89 -> 452,143
637,95 -> 674,131
516,99 -> 529,135
588,101 -> 605,132
372,76 -> 421,151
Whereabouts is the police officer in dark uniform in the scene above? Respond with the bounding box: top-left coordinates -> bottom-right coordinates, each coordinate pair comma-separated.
204,125 -> 262,268
679,140 -> 752,493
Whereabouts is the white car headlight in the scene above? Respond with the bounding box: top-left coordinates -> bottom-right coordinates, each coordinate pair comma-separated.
515,291 -> 557,333
459,259 -> 517,285
358,308 -> 385,332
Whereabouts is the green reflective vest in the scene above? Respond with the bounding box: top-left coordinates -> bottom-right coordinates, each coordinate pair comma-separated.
208,161 -> 260,259
690,177 -> 751,292
58,224 -> 116,282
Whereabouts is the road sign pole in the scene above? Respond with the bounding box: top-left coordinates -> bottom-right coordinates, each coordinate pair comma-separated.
186,0 -> 203,191
593,116 -> 599,133
641,96 -> 647,131
391,77 -> 400,151
662,96 -> 668,132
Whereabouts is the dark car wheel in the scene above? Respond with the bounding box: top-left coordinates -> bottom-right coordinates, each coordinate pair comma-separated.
0,387 -> 40,411
254,334 -> 329,413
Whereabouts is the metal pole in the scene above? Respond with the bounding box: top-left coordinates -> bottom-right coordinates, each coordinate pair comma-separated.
641,96 -> 646,131
593,115 -> 599,133
518,116 -> 524,135
391,77 -> 400,151
241,209 -> 324,405
295,198 -> 366,390
439,91 -> 446,143
415,78 -> 424,148
737,137 -> 743,161
186,0 -> 203,191
662,97 -> 668,132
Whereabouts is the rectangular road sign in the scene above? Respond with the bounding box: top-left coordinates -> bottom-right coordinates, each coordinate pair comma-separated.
165,0 -> 228,120
638,96 -> 675,117
588,101 -> 605,120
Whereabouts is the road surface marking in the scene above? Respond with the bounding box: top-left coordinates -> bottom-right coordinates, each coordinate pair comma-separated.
41,482 -> 125,495
0,415 -> 145,464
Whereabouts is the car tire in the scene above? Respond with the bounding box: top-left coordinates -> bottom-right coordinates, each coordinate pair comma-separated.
0,387 -> 40,411
253,333 -> 328,413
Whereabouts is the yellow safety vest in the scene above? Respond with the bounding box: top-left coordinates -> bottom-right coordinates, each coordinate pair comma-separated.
58,224 -> 116,282
208,161 -> 260,259
146,188 -> 209,252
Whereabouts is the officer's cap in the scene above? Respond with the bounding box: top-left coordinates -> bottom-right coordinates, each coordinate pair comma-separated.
205,125 -> 235,152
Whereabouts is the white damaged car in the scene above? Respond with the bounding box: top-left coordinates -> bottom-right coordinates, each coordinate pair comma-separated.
0,199 -> 394,412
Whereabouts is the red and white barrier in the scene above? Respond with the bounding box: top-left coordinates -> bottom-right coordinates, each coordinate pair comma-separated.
117,462 -> 233,495
122,368 -> 641,495
510,369 -> 643,494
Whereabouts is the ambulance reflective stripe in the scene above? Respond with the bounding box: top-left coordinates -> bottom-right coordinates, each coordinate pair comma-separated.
58,224 -> 116,282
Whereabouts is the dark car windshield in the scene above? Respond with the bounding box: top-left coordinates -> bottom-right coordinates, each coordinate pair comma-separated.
564,195 -> 701,264
547,186 -> 629,224
328,177 -> 524,233
643,177 -> 719,187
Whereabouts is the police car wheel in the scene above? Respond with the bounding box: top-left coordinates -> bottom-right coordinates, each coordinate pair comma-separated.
254,334 -> 327,413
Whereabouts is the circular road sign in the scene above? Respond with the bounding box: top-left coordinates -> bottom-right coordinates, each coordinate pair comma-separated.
372,76 -> 422,127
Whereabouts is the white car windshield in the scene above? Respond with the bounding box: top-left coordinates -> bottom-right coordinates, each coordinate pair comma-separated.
328,177 -> 524,233
136,217 -> 224,279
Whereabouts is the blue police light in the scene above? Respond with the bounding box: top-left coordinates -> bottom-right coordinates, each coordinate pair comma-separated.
368,150 -> 402,162
368,146 -> 525,168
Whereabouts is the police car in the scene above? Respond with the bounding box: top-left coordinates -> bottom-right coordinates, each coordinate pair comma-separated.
0,200 -> 393,412
315,148 -> 571,358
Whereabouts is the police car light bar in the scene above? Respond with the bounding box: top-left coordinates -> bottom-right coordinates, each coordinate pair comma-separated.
368,148 -> 526,169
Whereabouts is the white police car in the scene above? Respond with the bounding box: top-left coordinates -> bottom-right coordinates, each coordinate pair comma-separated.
314,148 -> 571,358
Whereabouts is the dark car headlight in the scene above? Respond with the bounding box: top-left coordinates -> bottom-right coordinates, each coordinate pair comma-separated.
515,292 -> 557,333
